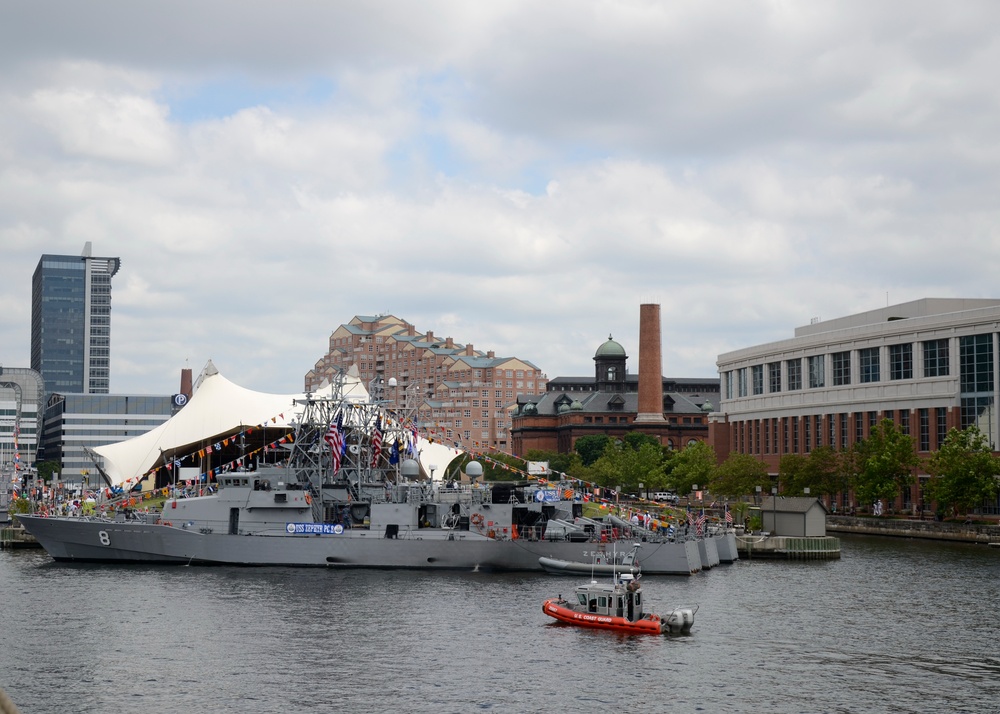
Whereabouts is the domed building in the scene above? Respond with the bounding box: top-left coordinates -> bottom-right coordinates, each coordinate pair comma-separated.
510,304 -> 720,456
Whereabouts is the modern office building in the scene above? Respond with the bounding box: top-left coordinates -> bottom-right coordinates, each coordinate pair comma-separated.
711,298 -> 1000,513
38,393 -> 174,485
31,242 -> 121,396
306,314 -> 548,453
510,304 -> 720,456
0,367 -> 44,472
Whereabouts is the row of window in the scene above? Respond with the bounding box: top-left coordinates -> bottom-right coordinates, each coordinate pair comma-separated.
731,408 -> 954,455
724,337 -> 986,399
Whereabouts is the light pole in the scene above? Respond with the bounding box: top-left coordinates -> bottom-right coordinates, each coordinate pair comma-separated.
771,486 -> 777,535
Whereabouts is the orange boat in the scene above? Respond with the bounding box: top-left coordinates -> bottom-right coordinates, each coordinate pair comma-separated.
541,548 -> 697,635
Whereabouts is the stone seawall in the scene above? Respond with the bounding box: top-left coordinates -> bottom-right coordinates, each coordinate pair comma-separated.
827,516 -> 1000,545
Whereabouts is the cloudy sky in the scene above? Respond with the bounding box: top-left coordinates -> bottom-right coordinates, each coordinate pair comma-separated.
2,1 -> 999,395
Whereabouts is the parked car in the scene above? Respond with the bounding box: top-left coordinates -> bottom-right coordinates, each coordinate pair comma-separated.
652,491 -> 680,504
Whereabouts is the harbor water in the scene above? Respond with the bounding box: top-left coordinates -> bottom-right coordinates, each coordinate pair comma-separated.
2,535 -> 998,714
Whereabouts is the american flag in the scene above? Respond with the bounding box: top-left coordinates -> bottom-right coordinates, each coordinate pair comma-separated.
687,508 -> 695,526
370,418 -> 383,468
725,508 -> 733,525
325,413 -> 344,474
696,510 -> 706,536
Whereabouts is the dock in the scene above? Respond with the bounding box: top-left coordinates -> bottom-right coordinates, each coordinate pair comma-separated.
736,534 -> 841,560
0,526 -> 40,550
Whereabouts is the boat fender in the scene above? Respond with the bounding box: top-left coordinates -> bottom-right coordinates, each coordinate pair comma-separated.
162,521 -> 173,527
470,513 -> 484,526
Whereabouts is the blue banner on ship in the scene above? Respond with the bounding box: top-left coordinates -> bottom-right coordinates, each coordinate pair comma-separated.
533,489 -> 561,502
285,523 -> 345,535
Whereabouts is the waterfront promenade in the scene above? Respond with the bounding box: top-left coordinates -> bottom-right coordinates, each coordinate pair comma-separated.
827,514 -> 1000,546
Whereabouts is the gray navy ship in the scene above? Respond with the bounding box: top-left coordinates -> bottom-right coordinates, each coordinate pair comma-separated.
16,372 -> 736,574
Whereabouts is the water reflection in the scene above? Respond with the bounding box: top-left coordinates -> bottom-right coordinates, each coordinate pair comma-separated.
2,536 -> 999,713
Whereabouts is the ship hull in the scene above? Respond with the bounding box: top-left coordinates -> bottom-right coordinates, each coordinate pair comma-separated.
17,515 -> 703,574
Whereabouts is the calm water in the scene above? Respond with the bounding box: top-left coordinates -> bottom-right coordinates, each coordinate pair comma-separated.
2,535 -> 999,714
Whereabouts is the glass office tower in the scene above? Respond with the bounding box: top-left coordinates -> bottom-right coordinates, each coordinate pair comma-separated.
31,242 -> 121,396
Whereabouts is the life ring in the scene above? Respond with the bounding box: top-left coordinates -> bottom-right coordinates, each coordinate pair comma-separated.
470,513 -> 484,526
305,492 -> 312,505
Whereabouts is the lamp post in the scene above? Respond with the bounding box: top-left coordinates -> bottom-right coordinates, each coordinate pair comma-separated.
771,486 -> 777,535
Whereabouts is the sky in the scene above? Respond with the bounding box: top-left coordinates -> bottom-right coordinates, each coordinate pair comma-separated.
2,1 -> 1000,396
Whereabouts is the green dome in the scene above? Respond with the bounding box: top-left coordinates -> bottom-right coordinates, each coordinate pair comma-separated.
595,334 -> 626,359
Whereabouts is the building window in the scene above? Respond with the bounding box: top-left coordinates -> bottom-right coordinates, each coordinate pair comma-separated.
961,396 -> 995,446
751,365 -> 764,395
889,343 -> 913,380
919,408 -> 930,451
808,355 -> 825,389
936,407 -> 947,449
738,368 -> 748,398
792,417 -> 799,453
855,412 -> 864,442
868,411 -> 878,430
763,419 -> 770,454
859,347 -> 880,383
832,351 -> 851,386
783,418 -> 789,453
768,362 -> 781,393
900,410 -> 910,435
960,334 -> 994,393
923,339 -> 950,378
787,359 -> 802,391
725,371 -> 734,400
804,415 -> 811,453
839,413 -> 848,450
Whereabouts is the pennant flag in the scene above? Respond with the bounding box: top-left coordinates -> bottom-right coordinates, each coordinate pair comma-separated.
389,439 -> 400,465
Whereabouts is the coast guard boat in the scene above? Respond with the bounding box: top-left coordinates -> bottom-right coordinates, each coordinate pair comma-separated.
542,545 -> 697,634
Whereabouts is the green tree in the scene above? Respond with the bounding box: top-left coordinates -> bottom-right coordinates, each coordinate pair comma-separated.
852,419 -> 920,510
780,446 -> 842,496
924,426 -> 1000,517
665,440 -> 717,495
711,452 -> 769,498
36,460 -> 60,483
810,446 -> 849,500
590,440 -> 665,495
574,434 -> 611,466
778,453 -> 809,495
622,432 -> 661,451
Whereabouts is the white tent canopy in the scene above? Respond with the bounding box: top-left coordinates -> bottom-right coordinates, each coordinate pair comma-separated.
91,361 -> 368,487
90,361 -> 463,487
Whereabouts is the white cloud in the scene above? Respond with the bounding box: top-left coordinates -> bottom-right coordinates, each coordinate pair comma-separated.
2,1 -> 1000,397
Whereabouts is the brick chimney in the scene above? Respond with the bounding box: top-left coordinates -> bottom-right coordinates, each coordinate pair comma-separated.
634,303 -> 666,423
179,368 -> 193,399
